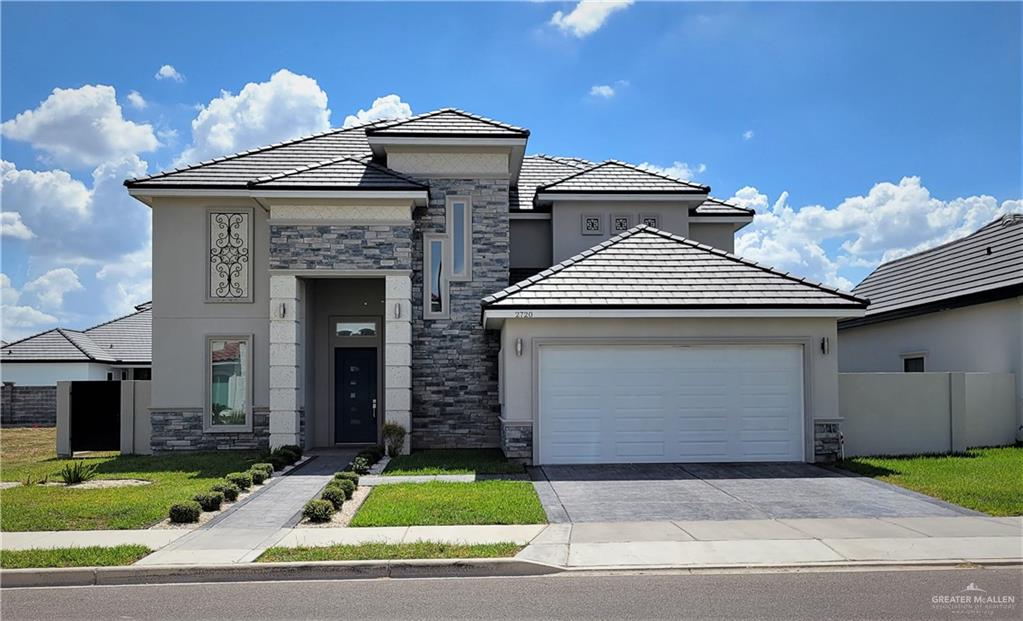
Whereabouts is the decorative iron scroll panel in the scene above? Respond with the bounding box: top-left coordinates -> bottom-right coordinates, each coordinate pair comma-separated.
209,211 -> 250,300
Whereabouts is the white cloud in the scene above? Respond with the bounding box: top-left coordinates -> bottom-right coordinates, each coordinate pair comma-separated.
731,177 -> 1023,291
95,243 -> 152,316
126,90 -> 147,110
343,94 -> 413,128
178,69 -> 331,164
155,64 -> 184,82
550,0 -> 633,38
22,268 -> 83,310
1,273 -> 20,306
589,84 -> 615,98
1,85 -> 159,168
638,161 -> 707,182
1,212 -> 35,240
0,273 -> 59,340
742,130 -> 754,141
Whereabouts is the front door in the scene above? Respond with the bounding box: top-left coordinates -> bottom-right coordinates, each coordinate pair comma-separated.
334,347 -> 378,444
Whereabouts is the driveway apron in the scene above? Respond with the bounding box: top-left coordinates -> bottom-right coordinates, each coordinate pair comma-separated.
137,450 -> 356,565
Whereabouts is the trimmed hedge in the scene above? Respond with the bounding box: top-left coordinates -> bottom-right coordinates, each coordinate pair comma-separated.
226,472 -> 252,491
320,486 -> 345,510
252,462 -> 274,476
280,445 -> 303,459
303,499 -> 334,522
193,491 -> 224,512
169,501 -> 202,523
211,481 -> 240,502
332,478 -> 356,500
333,471 -> 359,486
249,468 -> 268,485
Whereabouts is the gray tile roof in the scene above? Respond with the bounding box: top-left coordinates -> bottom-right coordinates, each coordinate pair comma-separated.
483,226 -> 865,309
365,108 -> 529,137
851,213 -> 1023,318
513,155 -> 591,211
693,197 -> 754,217
538,161 -> 710,194
1,304 -> 152,363
249,157 -> 426,190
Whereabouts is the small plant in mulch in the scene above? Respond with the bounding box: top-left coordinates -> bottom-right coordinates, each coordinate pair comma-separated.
225,471 -> 253,491
193,492 -> 224,512
248,468 -> 268,485
349,456 -> 371,475
331,478 -> 356,500
382,423 -> 406,457
59,461 -> 98,486
211,481 -> 241,502
333,471 -> 359,486
302,499 -> 334,523
320,486 -> 346,510
169,501 -> 202,523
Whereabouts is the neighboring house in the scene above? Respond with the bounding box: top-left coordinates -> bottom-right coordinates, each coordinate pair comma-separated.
124,108 -> 865,463
0,302 -> 152,427
839,214 -> 1023,427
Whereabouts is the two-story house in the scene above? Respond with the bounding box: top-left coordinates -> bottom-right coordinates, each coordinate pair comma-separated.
125,109 -> 866,464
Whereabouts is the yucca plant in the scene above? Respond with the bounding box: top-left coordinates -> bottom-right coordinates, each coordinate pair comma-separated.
59,461 -> 98,485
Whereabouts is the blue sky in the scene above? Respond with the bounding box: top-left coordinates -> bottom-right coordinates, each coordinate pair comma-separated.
2,1 -> 1021,341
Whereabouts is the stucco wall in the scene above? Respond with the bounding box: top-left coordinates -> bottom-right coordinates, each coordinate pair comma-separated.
498,317 -> 840,462
688,222 -> 736,253
551,200 -> 697,263
0,362 -> 113,386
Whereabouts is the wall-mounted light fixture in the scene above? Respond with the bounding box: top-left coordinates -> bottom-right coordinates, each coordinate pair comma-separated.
394,302 -> 402,319
820,337 -> 830,355
515,338 -> 523,357
279,302 -> 287,319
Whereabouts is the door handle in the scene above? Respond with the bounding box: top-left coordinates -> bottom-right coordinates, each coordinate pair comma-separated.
372,399 -> 378,419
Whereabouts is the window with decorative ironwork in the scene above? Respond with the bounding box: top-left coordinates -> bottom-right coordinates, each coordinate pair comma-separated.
207,209 -> 252,302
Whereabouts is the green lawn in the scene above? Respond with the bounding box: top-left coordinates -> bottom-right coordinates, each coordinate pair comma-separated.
1,545 -> 152,568
257,542 -> 522,562
1,428 -> 262,531
350,481 -> 547,527
383,449 -> 525,476
836,445 -> 1023,516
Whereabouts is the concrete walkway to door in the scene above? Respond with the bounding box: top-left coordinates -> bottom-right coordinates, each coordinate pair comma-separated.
137,449 -> 356,565
531,463 -> 981,523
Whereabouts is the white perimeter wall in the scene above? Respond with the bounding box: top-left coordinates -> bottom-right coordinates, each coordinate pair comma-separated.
1,362 -> 112,386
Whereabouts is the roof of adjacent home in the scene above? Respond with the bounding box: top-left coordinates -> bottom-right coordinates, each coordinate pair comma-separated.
482,225 -> 866,310
846,213 -> 1023,322
1,302 -> 152,364
364,108 -> 530,138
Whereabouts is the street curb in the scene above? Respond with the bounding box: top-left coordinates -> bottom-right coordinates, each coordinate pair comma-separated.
0,558 -> 563,589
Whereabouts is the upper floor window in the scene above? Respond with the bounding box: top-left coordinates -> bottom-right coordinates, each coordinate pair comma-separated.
447,196 -> 472,281
903,355 -> 925,373
205,335 -> 252,432
207,208 -> 252,302
424,234 -> 449,319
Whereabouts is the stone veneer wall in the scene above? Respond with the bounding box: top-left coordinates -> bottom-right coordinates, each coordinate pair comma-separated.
269,224 -> 413,271
814,419 -> 842,462
500,421 -> 532,461
150,408 -> 270,451
411,178 -> 508,449
1,383 -> 57,427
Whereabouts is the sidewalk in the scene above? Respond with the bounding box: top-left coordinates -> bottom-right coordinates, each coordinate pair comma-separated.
516,515 -> 1023,568
136,450 -> 355,565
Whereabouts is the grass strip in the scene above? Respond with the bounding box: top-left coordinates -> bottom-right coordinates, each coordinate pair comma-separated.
1,545 -> 152,568
350,481 -> 547,527
257,541 -> 522,562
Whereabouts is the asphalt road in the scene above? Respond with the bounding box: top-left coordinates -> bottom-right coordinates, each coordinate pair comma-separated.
3,568 -> 1021,620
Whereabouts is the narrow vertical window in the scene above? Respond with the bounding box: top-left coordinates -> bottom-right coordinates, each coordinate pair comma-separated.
205,335 -> 252,431
424,235 -> 448,319
447,196 -> 472,281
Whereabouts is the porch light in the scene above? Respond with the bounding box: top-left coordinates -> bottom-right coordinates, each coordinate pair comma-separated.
515,338 -> 523,357
278,302 -> 287,319
820,337 -> 830,355
394,302 -> 402,319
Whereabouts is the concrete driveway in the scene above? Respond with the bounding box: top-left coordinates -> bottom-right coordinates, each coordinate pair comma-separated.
531,463 -> 978,523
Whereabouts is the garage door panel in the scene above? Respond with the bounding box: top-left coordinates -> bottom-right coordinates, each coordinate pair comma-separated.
539,345 -> 804,464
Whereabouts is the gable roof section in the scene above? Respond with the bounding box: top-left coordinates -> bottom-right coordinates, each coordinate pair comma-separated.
248,156 -> 426,190
1,304 -> 152,363
365,108 -> 529,138
693,197 -> 754,217
483,225 -> 866,310
847,213 -> 1023,322
537,161 -> 709,195
513,155 -> 591,211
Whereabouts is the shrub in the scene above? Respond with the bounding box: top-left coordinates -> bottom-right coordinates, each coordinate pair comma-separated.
225,471 -> 252,491
272,447 -> 299,465
382,423 -> 407,457
333,471 -> 359,486
303,499 -> 334,522
332,478 -> 356,499
280,444 -> 303,459
252,462 -> 275,475
320,486 -> 345,510
211,481 -> 240,502
169,501 -> 202,523
193,491 -> 224,512
356,449 -> 380,465
269,455 -> 290,471
349,456 -> 371,475
248,468 -> 268,485
59,461 -> 98,485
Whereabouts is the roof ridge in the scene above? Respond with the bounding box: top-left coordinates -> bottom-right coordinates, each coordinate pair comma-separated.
83,303 -> 152,334
535,160 -> 610,191
0,328 -> 60,351
249,156 -> 353,185
702,196 -> 755,214
866,212 -> 1023,272
526,154 -> 592,171
609,160 -> 710,191
55,328 -> 99,361
125,118 -> 388,185
367,107 -> 529,135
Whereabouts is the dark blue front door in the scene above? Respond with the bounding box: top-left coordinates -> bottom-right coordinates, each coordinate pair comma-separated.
334,348 -> 377,443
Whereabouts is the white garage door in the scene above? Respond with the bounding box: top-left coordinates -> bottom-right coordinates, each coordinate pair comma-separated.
538,345 -> 805,464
